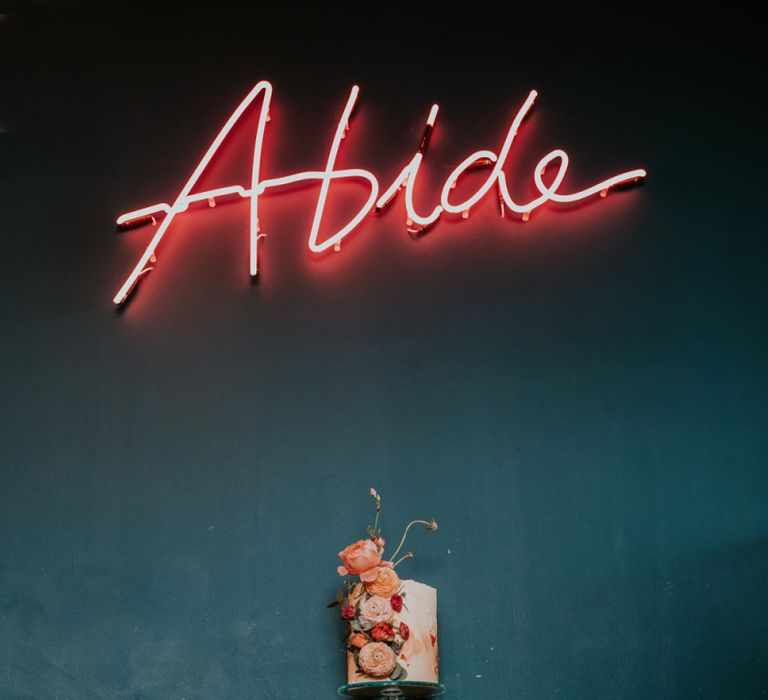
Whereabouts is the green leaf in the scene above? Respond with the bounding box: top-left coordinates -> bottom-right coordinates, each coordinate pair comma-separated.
389,662 -> 407,681
353,649 -> 362,672
327,601 -> 340,608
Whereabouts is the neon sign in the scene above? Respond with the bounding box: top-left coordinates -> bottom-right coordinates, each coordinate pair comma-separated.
112,81 -> 646,305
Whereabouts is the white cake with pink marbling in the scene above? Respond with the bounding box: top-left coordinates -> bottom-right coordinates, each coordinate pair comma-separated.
345,579 -> 439,684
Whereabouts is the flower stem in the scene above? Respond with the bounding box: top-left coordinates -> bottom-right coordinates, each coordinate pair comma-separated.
391,520 -> 432,561
392,552 -> 413,568
369,488 -> 382,539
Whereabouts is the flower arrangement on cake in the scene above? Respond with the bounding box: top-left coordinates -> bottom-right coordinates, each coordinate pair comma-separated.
330,488 -> 439,685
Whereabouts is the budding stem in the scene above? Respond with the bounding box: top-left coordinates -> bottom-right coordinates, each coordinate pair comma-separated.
392,552 -> 413,568
391,520 -> 433,562
369,488 -> 382,538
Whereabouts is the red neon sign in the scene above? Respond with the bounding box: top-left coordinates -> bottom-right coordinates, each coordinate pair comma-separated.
112,81 -> 646,305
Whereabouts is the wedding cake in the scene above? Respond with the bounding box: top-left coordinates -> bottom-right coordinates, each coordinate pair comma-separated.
332,489 -> 439,686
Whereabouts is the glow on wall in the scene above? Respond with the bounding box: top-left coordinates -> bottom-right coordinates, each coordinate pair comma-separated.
111,81 -> 646,305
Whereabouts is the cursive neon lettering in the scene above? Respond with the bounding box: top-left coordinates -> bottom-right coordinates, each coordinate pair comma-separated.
112,81 -> 646,306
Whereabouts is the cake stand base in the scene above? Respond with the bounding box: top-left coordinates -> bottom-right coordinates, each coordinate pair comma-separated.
338,681 -> 445,698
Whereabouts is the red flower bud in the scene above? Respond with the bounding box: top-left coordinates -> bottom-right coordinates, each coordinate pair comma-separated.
341,605 -> 356,620
390,594 -> 403,612
399,622 -> 410,640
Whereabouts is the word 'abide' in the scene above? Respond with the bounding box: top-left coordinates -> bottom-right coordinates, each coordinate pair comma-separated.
112,81 -> 646,305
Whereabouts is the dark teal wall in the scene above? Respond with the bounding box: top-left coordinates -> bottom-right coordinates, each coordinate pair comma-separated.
1,7 -> 766,699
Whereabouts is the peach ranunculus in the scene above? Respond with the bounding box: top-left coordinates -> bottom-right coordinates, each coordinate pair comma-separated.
364,565 -> 402,598
338,539 -> 383,581
349,633 -> 368,649
359,595 -> 394,625
358,642 -> 397,677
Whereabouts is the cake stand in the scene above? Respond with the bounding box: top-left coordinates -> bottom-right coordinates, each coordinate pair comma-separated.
338,680 -> 446,698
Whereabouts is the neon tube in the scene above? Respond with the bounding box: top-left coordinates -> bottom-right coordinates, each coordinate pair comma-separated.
112,82 -> 647,306
305,85 -> 379,253
113,81 -> 273,304
375,104 -> 444,228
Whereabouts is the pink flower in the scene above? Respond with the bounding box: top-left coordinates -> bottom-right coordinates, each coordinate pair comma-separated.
399,622 -> 410,640
390,594 -> 403,612
356,559 -> 394,584
361,565 -> 384,583
341,605 -> 356,620
359,595 -> 395,624
337,539 -> 383,580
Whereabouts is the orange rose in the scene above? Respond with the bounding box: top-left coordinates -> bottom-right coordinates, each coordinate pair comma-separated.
358,642 -> 397,677
364,565 -> 401,598
338,539 -> 383,581
349,633 -> 368,649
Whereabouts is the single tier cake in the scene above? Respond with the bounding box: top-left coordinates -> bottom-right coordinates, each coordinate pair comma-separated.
345,579 -> 439,684
333,489 -> 440,687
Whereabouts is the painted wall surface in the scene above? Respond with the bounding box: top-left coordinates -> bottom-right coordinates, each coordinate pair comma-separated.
1,7 -> 766,699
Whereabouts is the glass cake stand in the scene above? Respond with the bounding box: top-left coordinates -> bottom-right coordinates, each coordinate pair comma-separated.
338,681 -> 446,698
